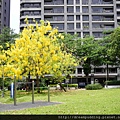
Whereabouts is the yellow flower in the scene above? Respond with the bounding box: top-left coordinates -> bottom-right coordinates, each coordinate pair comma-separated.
61,35 -> 64,40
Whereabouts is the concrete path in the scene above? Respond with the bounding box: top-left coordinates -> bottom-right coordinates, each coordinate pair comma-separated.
0,101 -> 61,112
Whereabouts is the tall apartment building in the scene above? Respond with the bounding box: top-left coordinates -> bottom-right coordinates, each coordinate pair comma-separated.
0,0 -> 10,33
20,0 -> 120,85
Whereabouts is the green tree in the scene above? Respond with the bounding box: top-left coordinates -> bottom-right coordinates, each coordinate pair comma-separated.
109,27 -> 120,64
0,27 -> 19,50
98,30 -> 118,81
60,34 -> 106,84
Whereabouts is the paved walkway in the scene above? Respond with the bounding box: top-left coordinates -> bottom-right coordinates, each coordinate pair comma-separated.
0,101 -> 61,112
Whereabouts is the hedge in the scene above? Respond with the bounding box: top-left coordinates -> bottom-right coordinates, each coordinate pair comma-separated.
62,84 -> 78,88
49,84 -> 57,87
105,80 -> 120,85
85,83 -> 103,90
49,84 -> 78,88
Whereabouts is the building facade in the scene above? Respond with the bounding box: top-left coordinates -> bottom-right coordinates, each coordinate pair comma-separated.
0,0 -> 10,33
20,0 -> 120,85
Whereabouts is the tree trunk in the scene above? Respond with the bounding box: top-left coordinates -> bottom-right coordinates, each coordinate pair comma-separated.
59,82 -> 66,92
106,63 -> 109,87
86,76 -> 89,85
36,74 -> 40,93
106,63 -> 109,81
26,72 -> 30,92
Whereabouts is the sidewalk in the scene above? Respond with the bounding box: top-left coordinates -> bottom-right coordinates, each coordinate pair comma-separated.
0,101 -> 61,112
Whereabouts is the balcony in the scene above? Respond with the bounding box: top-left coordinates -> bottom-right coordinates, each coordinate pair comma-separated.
21,8 -> 41,12
20,0 -> 41,3
44,9 -> 64,13
44,17 -> 64,21
91,0 -> 113,5
116,0 -> 120,4
92,27 -> 114,31
92,10 -> 113,13
92,18 -> 114,21
44,1 -> 64,5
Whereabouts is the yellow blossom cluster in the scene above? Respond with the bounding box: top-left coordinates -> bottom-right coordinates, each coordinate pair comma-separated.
0,19 -> 78,80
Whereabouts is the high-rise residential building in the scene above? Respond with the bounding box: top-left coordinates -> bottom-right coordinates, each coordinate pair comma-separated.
20,0 -> 120,86
0,0 -> 10,33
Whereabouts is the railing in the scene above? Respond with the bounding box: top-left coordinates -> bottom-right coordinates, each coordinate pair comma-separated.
44,10 -> 64,13
20,6 -> 41,9
44,2 -> 64,5
44,18 -> 64,21
92,10 -> 113,13
20,14 -> 41,17
91,1 -> 113,4
92,18 -> 114,21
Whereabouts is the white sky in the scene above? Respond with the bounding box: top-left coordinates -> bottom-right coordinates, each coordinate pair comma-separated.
10,0 -> 20,34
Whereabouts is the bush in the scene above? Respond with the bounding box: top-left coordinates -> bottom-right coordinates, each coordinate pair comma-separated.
85,83 -> 103,90
105,80 -> 120,85
49,84 -> 57,87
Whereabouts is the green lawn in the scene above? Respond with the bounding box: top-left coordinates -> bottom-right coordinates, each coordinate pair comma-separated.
0,88 -> 120,114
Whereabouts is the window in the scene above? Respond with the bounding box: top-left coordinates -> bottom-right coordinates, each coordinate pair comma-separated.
82,7 -> 89,13
93,32 -> 103,38
24,11 -> 29,15
76,15 -> 80,20
76,23 -> 80,29
67,15 -> 74,21
83,32 -> 89,37
24,3 -> 30,8
67,32 -> 74,35
94,68 -> 103,73
67,6 -> 74,13
34,11 -> 40,15
35,18 -> 41,23
92,7 -> 102,13
83,15 -> 89,21
83,23 -> 89,29
53,7 -> 64,13
76,6 -> 80,13
4,10 -> 6,14
52,23 -> 64,30
76,0 -> 80,4
53,16 -> 64,21
109,68 -> 117,73
67,0 -> 73,5
92,15 -> 101,21
78,68 -> 82,74
82,0 -> 88,4
77,32 -> 81,37
67,23 -> 74,30
4,17 -> 6,21
34,4 -> 40,7
5,2 -> 6,7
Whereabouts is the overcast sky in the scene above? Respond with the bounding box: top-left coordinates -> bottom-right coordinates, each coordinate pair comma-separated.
10,0 -> 20,34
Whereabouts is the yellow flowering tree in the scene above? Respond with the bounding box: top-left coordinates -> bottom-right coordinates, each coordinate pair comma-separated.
0,45 -> 8,97
4,19 -> 78,92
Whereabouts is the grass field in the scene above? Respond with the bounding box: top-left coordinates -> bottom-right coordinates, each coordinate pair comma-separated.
0,88 -> 120,114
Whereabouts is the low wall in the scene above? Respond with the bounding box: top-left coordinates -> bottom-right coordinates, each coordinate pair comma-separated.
105,85 -> 120,89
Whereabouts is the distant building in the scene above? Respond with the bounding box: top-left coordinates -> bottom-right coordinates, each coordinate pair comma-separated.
0,0 -> 10,33
20,0 -> 120,86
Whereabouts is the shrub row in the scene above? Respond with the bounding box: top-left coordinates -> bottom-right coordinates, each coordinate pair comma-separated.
62,84 -> 78,88
105,80 -> 120,85
85,83 -> 103,90
49,84 -> 57,87
49,84 -> 78,88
